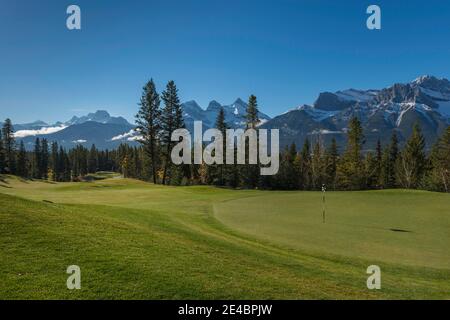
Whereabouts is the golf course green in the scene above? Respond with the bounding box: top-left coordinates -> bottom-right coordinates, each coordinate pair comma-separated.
1,175 -> 449,299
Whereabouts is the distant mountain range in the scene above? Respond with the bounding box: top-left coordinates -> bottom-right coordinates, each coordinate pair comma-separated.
11,111 -> 135,150
8,75 -> 450,151
261,75 -> 450,151
10,99 -> 272,150
182,98 -> 271,131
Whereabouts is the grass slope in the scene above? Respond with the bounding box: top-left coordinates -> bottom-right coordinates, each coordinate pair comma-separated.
0,176 -> 449,299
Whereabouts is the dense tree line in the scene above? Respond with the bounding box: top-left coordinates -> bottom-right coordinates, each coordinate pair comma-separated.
1,78 -> 449,192
131,80 -> 450,192
0,125 -> 118,182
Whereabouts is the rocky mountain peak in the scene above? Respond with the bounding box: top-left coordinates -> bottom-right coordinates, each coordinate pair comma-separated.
412,75 -> 450,93
206,100 -> 222,111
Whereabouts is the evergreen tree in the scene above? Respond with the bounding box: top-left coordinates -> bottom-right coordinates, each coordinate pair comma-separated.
274,144 -> 298,190
387,132 -> 399,187
428,126 -> 450,192
336,117 -> 364,190
32,138 -> 41,179
40,139 -> 49,179
88,144 -> 98,173
397,124 -> 426,189
136,79 -> 162,184
172,95 -> 186,185
246,95 -> 260,129
363,152 -> 378,188
160,80 -> 183,185
310,140 -> 325,190
51,142 -> 59,181
2,118 -> 16,174
379,147 -> 389,188
59,147 -> 71,181
0,130 -> 5,174
288,143 -> 299,189
73,145 -> 89,178
375,139 -> 382,187
292,152 -> 302,189
133,147 -> 143,179
241,95 -> 260,188
299,138 -> 311,189
210,108 -> 229,185
289,142 -> 297,161
325,138 -> 338,189
16,141 -> 28,178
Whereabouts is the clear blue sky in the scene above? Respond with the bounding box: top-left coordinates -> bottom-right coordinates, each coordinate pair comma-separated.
1,0 -> 450,124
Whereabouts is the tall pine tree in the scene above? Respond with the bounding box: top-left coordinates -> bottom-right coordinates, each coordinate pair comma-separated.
136,79 -> 162,184
32,138 -> 41,179
0,130 -> 5,174
299,138 -> 311,190
212,107 -> 228,185
428,126 -> 450,192
375,139 -> 382,187
243,95 -> 260,188
310,140 -> 325,189
17,140 -> 28,178
246,95 -> 260,129
88,144 -> 98,173
51,142 -> 59,181
2,118 -> 16,174
325,137 -> 338,189
160,80 -> 183,185
387,131 -> 399,187
397,124 -> 426,189
40,139 -> 49,179
336,117 -> 364,190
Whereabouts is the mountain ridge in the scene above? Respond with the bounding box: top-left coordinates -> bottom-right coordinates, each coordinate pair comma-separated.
8,76 -> 450,150
261,75 -> 450,151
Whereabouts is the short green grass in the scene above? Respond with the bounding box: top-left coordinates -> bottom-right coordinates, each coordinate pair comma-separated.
0,175 -> 449,299
215,190 -> 450,269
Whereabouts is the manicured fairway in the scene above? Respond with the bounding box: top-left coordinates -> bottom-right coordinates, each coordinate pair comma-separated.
0,176 -> 449,299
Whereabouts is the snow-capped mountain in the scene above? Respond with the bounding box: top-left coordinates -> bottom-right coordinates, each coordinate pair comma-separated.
261,75 -> 450,151
11,101 -> 270,150
109,98 -> 272,144
65,110 -> 131,126
9,76 -> 450,151
182,98 -> 271,131
13,111 -> 135,150
12,110 -> 132,138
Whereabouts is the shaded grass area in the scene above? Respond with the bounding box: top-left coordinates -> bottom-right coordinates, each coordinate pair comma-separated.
0,176 -> 449,299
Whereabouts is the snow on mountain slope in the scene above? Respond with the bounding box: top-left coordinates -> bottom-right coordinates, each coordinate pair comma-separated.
13,125 -> 68,138
11,76 -> 450,151
335,89 -> 379,103
182,98 -> 271,130
262,75 -> 450,150
295,105 -> 341,122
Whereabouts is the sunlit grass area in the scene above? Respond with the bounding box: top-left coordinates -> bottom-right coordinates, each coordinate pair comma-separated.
1,175 -> 449,299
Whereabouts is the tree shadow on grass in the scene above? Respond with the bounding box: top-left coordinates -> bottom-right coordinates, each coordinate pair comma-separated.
329,221 -> 414,234
390,228 -> 413,233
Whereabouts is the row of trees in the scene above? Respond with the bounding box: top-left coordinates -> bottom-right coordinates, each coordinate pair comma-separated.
132,79 -> 449,192
273,120 -> 450,192
136,79 -> 184,185
0,130 -> 118,181
1,77 -> 449,192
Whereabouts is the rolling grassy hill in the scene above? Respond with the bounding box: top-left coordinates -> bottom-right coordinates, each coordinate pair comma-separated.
0,176 -> 449,299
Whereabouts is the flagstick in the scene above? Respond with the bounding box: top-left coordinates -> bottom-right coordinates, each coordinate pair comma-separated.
322,184 -> 326,223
